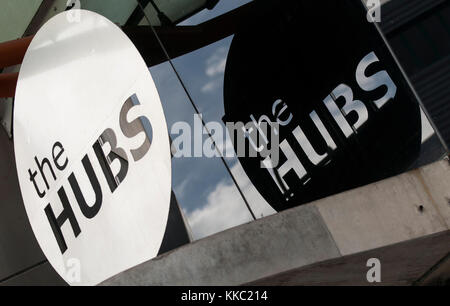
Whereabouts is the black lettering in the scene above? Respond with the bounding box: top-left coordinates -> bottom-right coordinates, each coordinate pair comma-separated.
68,155 -> 102,219
52,141 -> 68,171
45,186 -> 81,254
35,156 -> 56,190
28,168 -> 46,198
93,128 -> 128,193
119,94 -> 152,162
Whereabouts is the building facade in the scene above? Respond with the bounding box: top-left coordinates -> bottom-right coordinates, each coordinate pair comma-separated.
0,0 -> 448,285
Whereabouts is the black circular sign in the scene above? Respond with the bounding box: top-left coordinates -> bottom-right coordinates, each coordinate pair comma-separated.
223,0 -> 421,212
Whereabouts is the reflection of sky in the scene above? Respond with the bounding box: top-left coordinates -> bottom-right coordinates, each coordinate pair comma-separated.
149,0 -> 274,240
149,0 -> 437,240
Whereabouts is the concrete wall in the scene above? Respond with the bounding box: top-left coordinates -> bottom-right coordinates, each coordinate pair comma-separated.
102,159 -> 450,286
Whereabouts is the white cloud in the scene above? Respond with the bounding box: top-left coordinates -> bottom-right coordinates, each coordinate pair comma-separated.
205,46 -> 227,77
200,46 -> 228,94
187,180 -> 253,239
187,159 -> 276,240
201,79 -> 222,93
174,177 -> 190,199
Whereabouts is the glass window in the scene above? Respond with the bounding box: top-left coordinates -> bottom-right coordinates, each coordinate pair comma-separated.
141,0 -> 448,239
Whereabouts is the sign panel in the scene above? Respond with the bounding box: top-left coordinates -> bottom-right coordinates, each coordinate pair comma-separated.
14,10 -> 171,285
224,0 -> 422,212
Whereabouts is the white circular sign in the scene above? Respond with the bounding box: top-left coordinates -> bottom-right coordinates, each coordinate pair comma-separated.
14,10 -> 171,285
